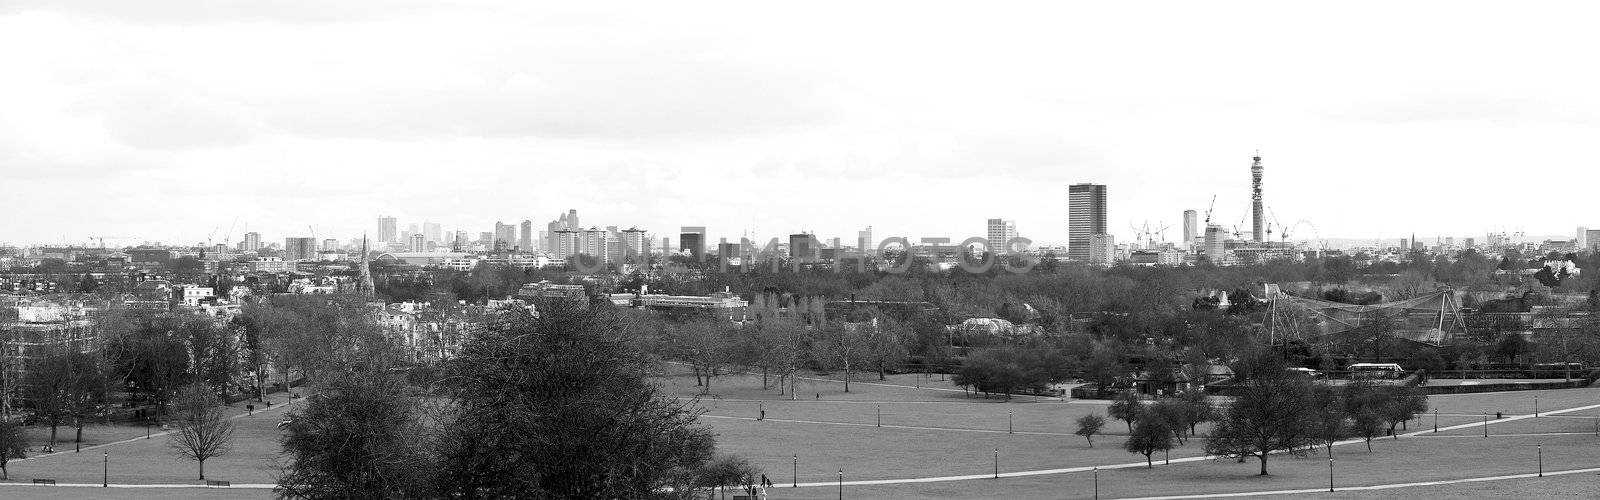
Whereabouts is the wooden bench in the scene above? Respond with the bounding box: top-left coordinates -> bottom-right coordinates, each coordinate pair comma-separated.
206,480 -> 231,487
32,478 -> 56,485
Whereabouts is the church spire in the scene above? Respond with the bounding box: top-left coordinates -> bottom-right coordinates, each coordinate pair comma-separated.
357,234 -> 376,297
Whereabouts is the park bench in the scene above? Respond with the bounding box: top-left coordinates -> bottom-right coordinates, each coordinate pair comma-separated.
32,478 -> 56,485
206,480 -> 231,487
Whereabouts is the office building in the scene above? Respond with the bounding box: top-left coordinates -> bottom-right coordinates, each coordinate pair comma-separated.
986,219 -> 1017,254
423,222 -> 442,245
1204,225 -> 1227,262
680,227 -> 705,259
857,226 -> 874,255
1067,183 -> 1108,261
494,221 -> 516,249
1183,210 -> 1198,246
519,220 -> 534,251
1088,233 -> 1114,265
1579,227 -> 1590,250
322,238 -> 338,251
377,216 -> 397,243
578,227 -> 610,262
284,237 -> 318,261
553,229 -> 580,259
1587,229 -> 1600,250
409,233 -> 426,253
546,210 -> 579,252
242,231 -> 261,252
789,233 -> 816,260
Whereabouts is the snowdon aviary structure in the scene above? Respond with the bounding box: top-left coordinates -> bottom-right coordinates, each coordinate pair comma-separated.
1266,288 -> 1468,346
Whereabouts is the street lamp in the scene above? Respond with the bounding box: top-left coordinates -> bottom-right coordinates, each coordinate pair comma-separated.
837,469 -> 843,500
1538,444 -> 1543,477
793,455 -> 798,488
877,405 -> 881,428
103,451 -> 108,488
1433,410 -> 1438,432
1328,457 -> 1334,492
1482,412 -> 1488,437
1534,395 -> 1539,417
993,448 -> 999,478
1093,467 -> 1099,499
1008,410 -> 1013,434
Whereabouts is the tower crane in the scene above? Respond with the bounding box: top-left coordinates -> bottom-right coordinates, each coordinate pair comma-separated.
87,236 -> 135,249
1152,221 -> 1173,246
1203,194 -> 1217,225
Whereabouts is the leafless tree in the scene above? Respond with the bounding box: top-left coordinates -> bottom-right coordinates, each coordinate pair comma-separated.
168,385 -> 234,480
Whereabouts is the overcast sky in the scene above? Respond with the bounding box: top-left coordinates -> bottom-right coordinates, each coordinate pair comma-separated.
3,1 -> 1598,248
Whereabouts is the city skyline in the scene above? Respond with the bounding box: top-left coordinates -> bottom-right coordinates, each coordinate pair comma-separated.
8,2 -> 1600,246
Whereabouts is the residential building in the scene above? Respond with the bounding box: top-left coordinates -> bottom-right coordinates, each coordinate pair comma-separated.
986,219 -> 1017,254
242,231 -> 262,252
519,220 -> 534,251
377,216 -> 397,243
680,227 -> 705,259
284,237 -> 317,261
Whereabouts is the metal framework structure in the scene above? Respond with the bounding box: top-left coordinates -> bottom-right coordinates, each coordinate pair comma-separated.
1267,287 -> 1468,346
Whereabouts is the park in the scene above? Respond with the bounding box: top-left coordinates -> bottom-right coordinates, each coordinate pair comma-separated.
3,365 -> 1597,499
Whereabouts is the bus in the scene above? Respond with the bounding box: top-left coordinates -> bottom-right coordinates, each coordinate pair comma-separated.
1347,363 -> 1405,380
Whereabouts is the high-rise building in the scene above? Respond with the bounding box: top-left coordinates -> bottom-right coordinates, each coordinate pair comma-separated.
1579,227 -> 1590,250
284,237 -> 317,261
1587,230 -> 1600,251
423,222 -> 442,245
680,227 -> 705,259
409,233 -> 426,253
621,227 -> 648,260
857,226 -> 874,255
377,216 -> 397,243
546,210 -> 579,252
578,227 -> 610,262
1183,210 -> 1198,246
986,219 -> 1017,254
242,231 -> 262,252
1067,183 -> 1108,261
478,232 -> 493,246
554,229 -> 580,259
789,233 -> 816,260
1250,154 -> 1265,243
454,231 -> 468,250
519,220 -> 534,251
494,221 -> 516,249
1088,233 -> 1114,265
1204,225 -> 1227,263
322,238 -> 338,251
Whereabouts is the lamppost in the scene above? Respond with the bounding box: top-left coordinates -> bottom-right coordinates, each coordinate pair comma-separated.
993,448 -> 999,478
103,451 -> 108,487
1534,395 -> 1539,417
793,455 -> 798,488
1433,410 -> 1438,432
1537,444 -> 1543,477
876,405 -> 881,428
837,469 -> 843,500
1328,457 -> 1334,492
1093,467 -> 1099,499
1482,412 -> 1488,437
1008,410 -> 1013,434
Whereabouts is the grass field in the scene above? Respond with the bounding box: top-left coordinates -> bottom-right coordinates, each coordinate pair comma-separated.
3,370 -> 1597,499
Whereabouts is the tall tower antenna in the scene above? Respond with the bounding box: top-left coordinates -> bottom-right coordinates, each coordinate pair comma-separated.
1250,153 -> 1265,243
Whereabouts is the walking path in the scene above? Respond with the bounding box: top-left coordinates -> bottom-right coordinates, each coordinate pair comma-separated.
15,396 -> 303,463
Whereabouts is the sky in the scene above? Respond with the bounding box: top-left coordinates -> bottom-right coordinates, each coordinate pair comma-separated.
3,1 -> 1599,249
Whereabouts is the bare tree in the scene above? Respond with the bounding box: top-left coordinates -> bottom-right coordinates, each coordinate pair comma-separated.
168,385 -> 234,480
0,420 -> 27,480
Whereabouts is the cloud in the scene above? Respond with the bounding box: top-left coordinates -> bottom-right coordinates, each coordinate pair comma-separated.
73,86 -> 259,151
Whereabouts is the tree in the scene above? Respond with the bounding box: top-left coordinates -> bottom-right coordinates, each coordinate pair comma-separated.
866,317 -> 912,380
22,348 -> 108,446
670,320 -> 734,394
1124,413 -> 1174,468
1203,354 -> 1311,476
1304,384 -> 1348,456
276,371 -> 436,498
1496,333 -> 1531,364
435,300 -> 722,498
1107,390 -> 1143,432
168,385 -> 235,480
1377,385 -> 1428,437
1176,389 -> 1214,436
811,321 -> 871,393
0,420 -> 26,480
696,454 -> 763,499
1075,414 -> 1105,448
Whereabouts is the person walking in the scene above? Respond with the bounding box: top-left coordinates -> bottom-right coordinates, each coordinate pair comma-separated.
761,473 -> 773,489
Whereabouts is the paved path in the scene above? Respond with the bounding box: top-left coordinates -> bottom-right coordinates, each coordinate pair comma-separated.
15,396 -> 303,464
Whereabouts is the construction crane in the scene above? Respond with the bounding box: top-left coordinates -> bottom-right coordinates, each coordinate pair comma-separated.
1152,221 -> 1172,246
1203,194 -> 1217,225
222,216 -> 239,249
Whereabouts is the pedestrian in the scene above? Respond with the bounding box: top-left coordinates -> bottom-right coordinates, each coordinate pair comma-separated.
759,408 -> 765,420
815,393 -> 820,400
761,473 -> 772,489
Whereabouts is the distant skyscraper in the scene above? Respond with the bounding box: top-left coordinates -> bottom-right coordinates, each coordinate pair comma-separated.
519,220 -> 534,251
242,231 -> 261,252
1204,225 -> 1227,262
1250,154 -> 1265,243
454,230 -> 468,250
680,226 -> 705,259
1068,183 -> 1108,261
377,216 -> 397,243
284,237 -> 317,261
322,238 -> 338,251
554,229 -> 580,259
857,226 -> 874,255
494,221 -> 516,248
1578,227 -> 1590,250
478,232 -> 492,246
1183,210 -> 1198,246
986,219 -> 1017,254
789,233 -> 816,260
1586,230 -> 1600,250
579,227 -> 610,263
546,210 -> 579,252
423,222 -> 442,245
409,233 -> 426,253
